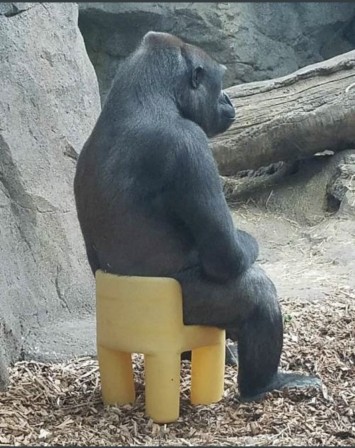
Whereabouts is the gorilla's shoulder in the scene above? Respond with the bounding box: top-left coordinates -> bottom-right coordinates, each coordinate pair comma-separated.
129,117 -> 209,156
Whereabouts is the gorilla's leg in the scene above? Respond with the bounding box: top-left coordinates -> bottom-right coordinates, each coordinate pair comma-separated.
173,265 -> 321,401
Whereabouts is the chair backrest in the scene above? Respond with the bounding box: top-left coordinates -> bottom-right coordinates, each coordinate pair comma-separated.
95,270 -> 186,352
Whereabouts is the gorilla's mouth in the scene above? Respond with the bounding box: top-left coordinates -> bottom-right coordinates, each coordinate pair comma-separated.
224,115 -> 236,125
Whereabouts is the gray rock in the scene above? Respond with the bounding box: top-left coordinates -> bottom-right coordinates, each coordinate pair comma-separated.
78,2 -> 355,102
327,150 -> 355,217
22,316 -> 96,363
0,3 -> 101,384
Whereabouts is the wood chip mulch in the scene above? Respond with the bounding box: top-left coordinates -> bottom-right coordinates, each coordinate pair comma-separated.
0,292 -> 354,446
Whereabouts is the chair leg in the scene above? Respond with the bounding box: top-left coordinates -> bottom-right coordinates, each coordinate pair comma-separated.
144,352 -> 181,423
97,345 -> 135,405
191,342 -> 225,405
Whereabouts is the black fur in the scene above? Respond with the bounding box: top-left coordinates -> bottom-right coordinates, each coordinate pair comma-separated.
74,31 -> 321,400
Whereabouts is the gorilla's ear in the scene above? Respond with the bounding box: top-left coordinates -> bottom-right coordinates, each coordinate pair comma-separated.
191,66 -> 204,89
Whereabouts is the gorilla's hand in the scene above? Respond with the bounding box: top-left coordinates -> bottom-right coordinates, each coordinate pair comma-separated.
197,228 -> 259,284
234,229 -> 259,274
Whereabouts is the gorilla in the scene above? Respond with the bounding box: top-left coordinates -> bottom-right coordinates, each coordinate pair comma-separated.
74,31 -> 321,401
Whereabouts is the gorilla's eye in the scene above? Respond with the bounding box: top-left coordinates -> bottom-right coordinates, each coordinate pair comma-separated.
191,66 -> 204,89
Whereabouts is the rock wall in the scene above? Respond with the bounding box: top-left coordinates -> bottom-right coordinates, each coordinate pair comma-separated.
78,2 -> 355,102
0,2 -> 101,385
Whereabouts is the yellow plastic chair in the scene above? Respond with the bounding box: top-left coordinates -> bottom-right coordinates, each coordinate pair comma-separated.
95,270 -> 226,423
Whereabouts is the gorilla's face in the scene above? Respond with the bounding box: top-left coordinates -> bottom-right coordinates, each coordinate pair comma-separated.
139,32 -> 235,138
178,44 -> 236,138
211,89 -> 236,138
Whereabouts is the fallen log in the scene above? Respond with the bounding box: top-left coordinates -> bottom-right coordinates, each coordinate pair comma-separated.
211,50 -> 355,176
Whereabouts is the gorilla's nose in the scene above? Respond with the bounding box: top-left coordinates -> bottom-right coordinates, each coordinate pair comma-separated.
223,91 -> 233,107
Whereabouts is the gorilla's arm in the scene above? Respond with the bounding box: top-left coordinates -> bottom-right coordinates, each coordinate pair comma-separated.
166,128 -> 259,283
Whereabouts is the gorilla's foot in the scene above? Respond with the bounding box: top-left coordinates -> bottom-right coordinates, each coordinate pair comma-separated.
240,371 -> 322,402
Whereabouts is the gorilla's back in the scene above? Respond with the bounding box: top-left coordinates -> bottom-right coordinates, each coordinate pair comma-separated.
74,124 -> 196,278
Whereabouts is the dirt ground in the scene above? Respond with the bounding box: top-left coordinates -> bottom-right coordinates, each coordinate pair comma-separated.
0,202 -> 354,446
233,205 -> 355,302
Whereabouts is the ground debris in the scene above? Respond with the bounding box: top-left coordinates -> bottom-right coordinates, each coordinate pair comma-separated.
0,294 -> 354,446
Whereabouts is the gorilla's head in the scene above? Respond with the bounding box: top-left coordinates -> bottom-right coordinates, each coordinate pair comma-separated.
139,31 -> 236,138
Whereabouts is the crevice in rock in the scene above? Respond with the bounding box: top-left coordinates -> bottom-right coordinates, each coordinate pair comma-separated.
325,193 -> 341,213
325,152 -> 355,214
0,134 -> 38,258
0,3 -> 39,18
54,267 -> 70,313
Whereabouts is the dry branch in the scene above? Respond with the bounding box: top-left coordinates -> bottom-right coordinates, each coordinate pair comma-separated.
211,50 -> 355,175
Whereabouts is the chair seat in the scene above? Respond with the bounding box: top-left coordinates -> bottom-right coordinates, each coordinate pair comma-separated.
96,270 -> 226,423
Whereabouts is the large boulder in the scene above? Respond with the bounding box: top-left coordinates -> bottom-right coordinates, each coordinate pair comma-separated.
0,2 -> 101,386
78,2 -> 355,102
